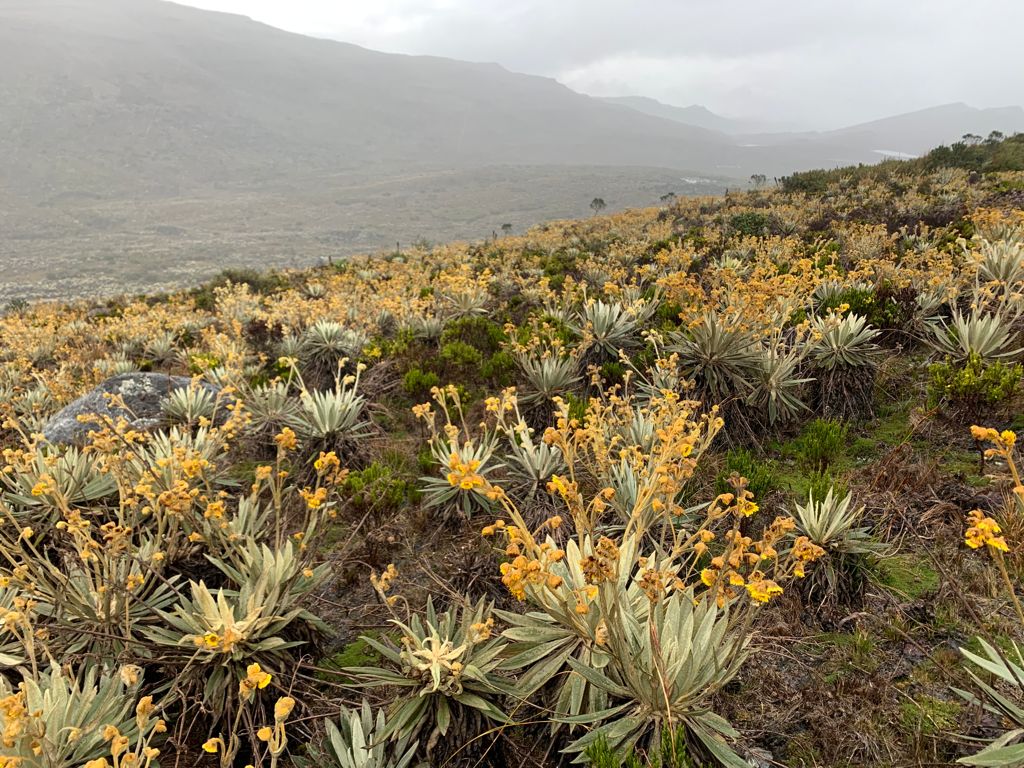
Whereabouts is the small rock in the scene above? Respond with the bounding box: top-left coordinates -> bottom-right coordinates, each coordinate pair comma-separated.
42,372 -> 219,445
746,747 -> 774,768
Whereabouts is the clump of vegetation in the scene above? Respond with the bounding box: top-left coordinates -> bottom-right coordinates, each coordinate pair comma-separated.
928,351 -> 1022,415
808,313 -> 882,420
792,418 -> 849,472
715,447 -> 778,500
793,488 -> 885,610
586,729 -> 695,768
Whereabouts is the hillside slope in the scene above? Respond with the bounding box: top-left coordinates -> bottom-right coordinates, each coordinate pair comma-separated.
0,0 -> 741,202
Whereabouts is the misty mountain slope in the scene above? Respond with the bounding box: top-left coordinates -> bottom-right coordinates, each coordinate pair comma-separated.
4,0 -> 1020,203
606,95 -> 1024,161
0,0 -> 740,202
3,0 -> 1023,301
824,103 -> 1024,152
600,96 -> 773,134
734,103 -> 1024,159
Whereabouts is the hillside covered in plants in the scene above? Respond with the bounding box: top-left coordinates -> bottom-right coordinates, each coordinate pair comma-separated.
2,147 -> 1024,768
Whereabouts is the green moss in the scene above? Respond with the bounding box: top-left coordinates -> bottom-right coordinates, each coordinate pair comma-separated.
870,398 -> 915,446
897,695 -> 960,736
319,636 -> 384,683
934,447 -> 989,488
877,554 -> 939,600
849,436 -> 878,460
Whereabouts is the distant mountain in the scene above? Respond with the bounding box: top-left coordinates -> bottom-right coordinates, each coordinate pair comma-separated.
600,96 -> 778,134
819,103 -> 1024,156
0,0 -> 747,203
604,96 -> 1024,163
4,0 -> 1022,199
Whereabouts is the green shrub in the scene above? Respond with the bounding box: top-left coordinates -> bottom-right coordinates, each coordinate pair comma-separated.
803,469 -> 847,504
927,351 -> 1022,412
655,300 -> 684,328
565,393 -> 589,423
439,316 -> 507,355
793,418 -> 848,472
192,268 -> 289,310
728,211 -> 773,237
817,287 -> 875,317
439,340 -> 484,370
403,367 -> 440,398
481,350 -> 516,385
541,249 -> 580,289
599,360 -> 627,384
779,169 -> 833,195
715,448 -> 777,500
343,461 -> 420,513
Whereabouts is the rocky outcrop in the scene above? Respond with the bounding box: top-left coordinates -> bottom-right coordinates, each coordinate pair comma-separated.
42,372 -> 218,445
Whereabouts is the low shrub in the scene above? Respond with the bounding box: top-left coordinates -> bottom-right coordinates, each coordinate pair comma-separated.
402,366 -> 440,398
927,351 -> 1022,414
793,418 -> 849,472
715,447 -> 778,500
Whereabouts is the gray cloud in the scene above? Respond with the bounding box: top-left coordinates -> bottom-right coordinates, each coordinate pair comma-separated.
179,0 -> 1024,129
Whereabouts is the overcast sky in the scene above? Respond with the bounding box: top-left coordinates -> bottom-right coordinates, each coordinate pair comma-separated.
177,0 -> 1024,130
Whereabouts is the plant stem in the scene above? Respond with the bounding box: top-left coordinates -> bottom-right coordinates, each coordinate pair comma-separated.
996,551 -> 1024,627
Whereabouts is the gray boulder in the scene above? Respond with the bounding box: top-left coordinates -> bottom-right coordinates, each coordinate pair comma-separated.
42,373 -> 219,445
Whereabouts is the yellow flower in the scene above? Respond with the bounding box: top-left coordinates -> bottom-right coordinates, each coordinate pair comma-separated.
745,578 -> 783,603
274,427 -> 298,451
257,726 -> 273,742
300,486 -> 328,510
274,696 -> 296,721
135,695 -> 155,724
204,500 -> 226,519
201,739 -> 220,754
239,663 -> 273,700
965,509 -> 1010,552
119,665 -> 143,686
314,451 -> 340,474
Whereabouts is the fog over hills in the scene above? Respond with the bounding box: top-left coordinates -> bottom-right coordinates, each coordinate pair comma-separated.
2,0 -> 1023,300
599,96 -> 782,135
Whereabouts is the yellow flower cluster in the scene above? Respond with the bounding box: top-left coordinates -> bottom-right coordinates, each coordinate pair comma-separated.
965,509 -> 1009,552
370,563 -> 400,606
446,452 -> 485,491
484,518 -> 565,600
